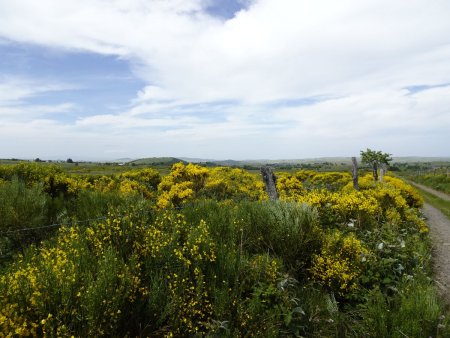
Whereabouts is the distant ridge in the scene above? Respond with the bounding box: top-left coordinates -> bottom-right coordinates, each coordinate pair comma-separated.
128,157 -> 185,165
391,156 -> 450,163
129,156 -> 450,166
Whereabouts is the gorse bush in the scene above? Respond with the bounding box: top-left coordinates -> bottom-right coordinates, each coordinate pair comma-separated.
310,231 -> 371,295
0,163 -> 448,336
157,163 -> 265,208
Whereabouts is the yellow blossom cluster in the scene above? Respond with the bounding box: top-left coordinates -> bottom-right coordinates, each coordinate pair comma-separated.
163,216 -> 217,334
0,163 -> 162,200
91,168 -> 160,199
310,231 -> 371,294
204,167 -> 266,201
0,217 -> 146,336
383,176 -> 423,208
157,163 -> 266,208
276,172 -> 305,201
157,163 -> 208,208
310,172 -> 352,190
280,171 -> 425,232
329,190 -> 380,225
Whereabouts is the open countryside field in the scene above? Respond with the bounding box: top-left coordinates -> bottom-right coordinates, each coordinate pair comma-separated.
1,160 -> 450,337
2,0 -> 450,336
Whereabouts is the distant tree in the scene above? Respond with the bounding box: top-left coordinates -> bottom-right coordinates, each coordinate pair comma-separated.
34,158 -> 43,163
360,148 -> 392,181
66,158 -> 74,163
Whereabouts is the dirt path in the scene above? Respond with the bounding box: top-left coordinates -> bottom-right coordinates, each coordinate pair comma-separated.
407,182 -> 450,302
422,203 -> 450,303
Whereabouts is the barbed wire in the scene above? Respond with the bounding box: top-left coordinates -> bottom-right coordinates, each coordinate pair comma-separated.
0,216 -> 109,235
0,205 -> 185,236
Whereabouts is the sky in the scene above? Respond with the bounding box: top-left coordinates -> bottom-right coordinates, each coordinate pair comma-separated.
0,0 -> 449,161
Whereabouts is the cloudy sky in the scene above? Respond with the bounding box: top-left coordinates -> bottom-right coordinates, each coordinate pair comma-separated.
0,0 -> 449,160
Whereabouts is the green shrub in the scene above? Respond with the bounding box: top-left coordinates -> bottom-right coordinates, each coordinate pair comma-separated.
360,275 -> 449,338
0,177 -> 48,250
236,201 -> 323,278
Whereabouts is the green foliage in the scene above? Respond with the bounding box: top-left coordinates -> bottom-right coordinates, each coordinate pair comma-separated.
0,177 -> 48,251
360,148 -> 393,181
0,164 -> 448,337
236,201 -> 323,278
410,173 -> 450,195
361,275 -> 449,338
360,148 -> 392,167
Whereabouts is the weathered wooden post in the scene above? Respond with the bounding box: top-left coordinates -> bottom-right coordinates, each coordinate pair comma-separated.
351,157 -> 359,190
379,164 -> 387,182
261,166 -> 278,200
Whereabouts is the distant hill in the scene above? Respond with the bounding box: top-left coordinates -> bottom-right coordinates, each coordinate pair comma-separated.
114,158 -> 135,163
178,157 -> 216,163
391,156 -> 450,163
128,156 -> 450,167
128,157 -> 185,165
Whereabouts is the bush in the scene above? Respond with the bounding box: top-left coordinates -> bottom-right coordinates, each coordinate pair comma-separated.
360,274 -> 449,338
0,166 -> 448,337
0,177 -> 48,250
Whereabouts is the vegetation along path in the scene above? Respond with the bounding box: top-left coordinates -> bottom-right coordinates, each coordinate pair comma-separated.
409,181 -> 450,303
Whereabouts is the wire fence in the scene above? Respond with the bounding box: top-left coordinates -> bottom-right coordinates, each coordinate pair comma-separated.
0,205 -> 185,236
0,216 -> 110,235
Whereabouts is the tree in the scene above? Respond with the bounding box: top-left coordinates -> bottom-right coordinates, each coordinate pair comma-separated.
360,148 -> 392,181
66,158 -> 74,163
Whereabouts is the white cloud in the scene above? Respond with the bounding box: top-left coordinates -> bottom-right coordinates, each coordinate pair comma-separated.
0,0 -> 449,158
0,78 -> 68,104
2,0 -> 449,102
0,77 -> 76,122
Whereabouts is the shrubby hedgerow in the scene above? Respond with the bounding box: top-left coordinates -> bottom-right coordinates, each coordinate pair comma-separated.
0,162 -> 448,337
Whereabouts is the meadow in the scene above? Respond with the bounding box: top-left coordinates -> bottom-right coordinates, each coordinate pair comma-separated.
406,173 -> 450,195
0,161 -> 448,337
394,162 -> 450,196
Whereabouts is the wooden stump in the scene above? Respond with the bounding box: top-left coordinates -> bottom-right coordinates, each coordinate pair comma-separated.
261,166 -> 279,200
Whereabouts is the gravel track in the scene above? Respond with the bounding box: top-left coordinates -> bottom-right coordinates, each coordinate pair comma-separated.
422,203 -> 450,303
408,182 -> 450,303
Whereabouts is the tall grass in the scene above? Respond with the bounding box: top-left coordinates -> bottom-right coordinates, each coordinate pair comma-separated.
360,273 -> 448,337
0,177 -> 48,251
181,200 -> 323,280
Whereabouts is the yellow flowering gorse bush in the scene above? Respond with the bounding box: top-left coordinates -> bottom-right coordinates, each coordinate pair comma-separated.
0,162 -> 436,336
310,231 -> 371,294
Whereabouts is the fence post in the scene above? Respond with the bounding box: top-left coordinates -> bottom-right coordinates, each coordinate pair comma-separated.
351,157 -> 359,190
261,166 -> 279,200
379,164 -> 386,182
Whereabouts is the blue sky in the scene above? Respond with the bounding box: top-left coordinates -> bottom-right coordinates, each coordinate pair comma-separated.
0,0 -> 449,160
